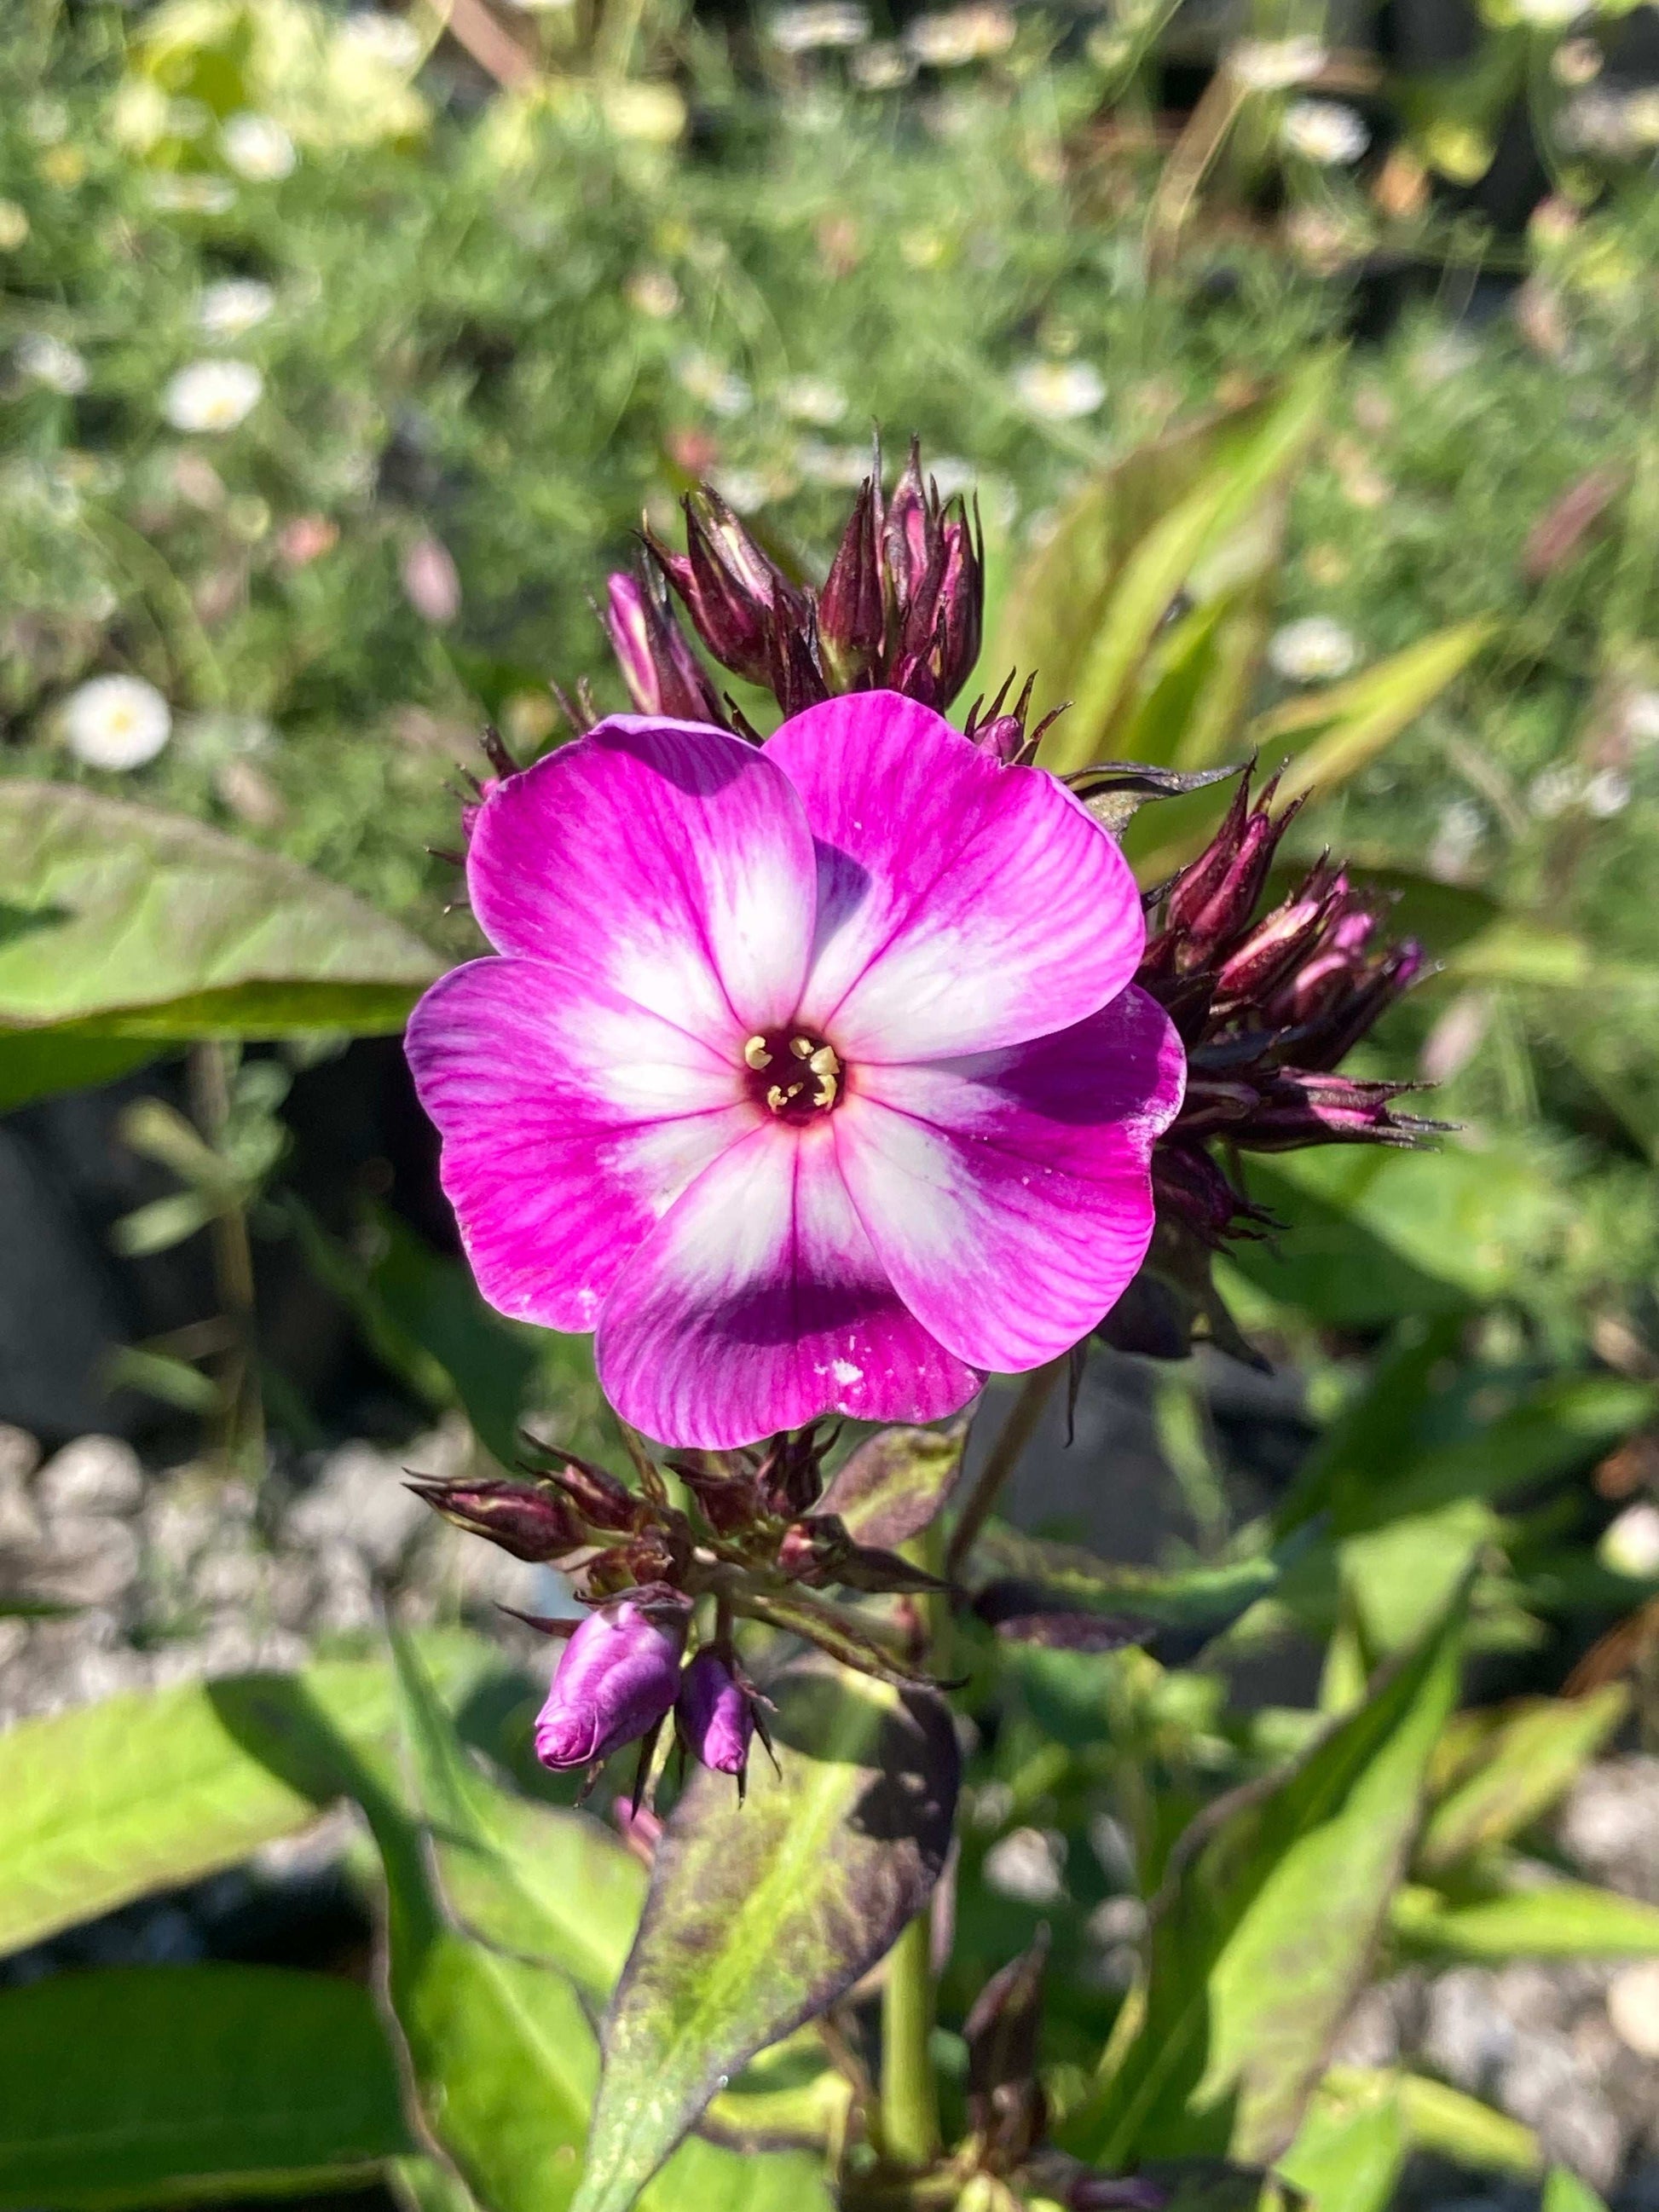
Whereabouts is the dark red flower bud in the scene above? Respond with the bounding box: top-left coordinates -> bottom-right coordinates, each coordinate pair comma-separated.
406,1475 -> 587,1562
1234,1071 -> 1445,1152
604,566 -> 728,727
668,1457 -> 769,1538
882,436 -> 932,605
964,1932 -> 1049,2163
520,1443 -> 652,1534
675,1647 -> 755,1778
656,490 -> 808,688
818,475 -> 886,690
534,1585 -> 691,1770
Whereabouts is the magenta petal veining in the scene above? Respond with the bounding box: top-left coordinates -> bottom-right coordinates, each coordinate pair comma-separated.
407,693 -> 1186,1448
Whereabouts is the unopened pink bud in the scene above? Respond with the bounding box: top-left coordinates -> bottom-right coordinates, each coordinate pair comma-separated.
534,1590 -> 689,1770
676,1647 -> 754,1776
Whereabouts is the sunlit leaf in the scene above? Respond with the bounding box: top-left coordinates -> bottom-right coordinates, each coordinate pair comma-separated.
0,1636 -> 503,1955
0,785 -> 440,1068
573,1659 -> 959,2212
1420,1687 -> 1630,1873
0,1967 -> 410,2209
1392,1876 -> 1659,1960
813,1418 -> 969,1549
1066,1589 -> 1465,2169
1250,621 -> 1494,804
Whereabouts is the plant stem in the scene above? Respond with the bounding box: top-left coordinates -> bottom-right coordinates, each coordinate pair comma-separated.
879,1911 -> 939,2169
945,1356 -> 1065,1581
188,1042 -> 263,1477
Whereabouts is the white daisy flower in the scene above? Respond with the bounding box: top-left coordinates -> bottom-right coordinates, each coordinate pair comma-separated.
15,332 -> 89,395
148,175 -> 236,216
1268,615 -> 1360,683
339,12 -> 426,68
904,4 -> 1015,66
162,359 -> 263,434
766,4 -> 870,52
221,113 -> 298,182
850,41 -> 915,89
777,375 -> 848,426
1600,1501 -> 1659,1580
1585,766 -> 1632,817
196,278 -> 275,339
1229,35 -> 1327,91
675,351 -> 752,418
1013,358 -> 1106,420
63,674 -> 173,770
1282,99 -> 1370,165
624,269 -> 681,319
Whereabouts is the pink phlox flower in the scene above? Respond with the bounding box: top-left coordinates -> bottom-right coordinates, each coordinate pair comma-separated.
407,690 -> 1186,1448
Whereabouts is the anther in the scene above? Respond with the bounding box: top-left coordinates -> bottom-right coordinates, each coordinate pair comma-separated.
789,1037 -> 815,1060
743,1037 -> 773,1071
766,1083 -> 804,1114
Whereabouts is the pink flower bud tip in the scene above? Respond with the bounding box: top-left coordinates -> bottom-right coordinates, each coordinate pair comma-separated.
534,1591 -> 689,1770
676,1647 -> 754,1776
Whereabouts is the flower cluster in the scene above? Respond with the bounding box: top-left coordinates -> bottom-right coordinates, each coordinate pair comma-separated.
607,436 -> 984,724
410,1420 -> 957,1791
1133,765 -> 1438,1248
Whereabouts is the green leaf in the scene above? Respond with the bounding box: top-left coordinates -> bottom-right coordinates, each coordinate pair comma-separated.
0,1637 -> 502,1955
0,1966 -> 411,2209
0,1031 -> 162,1112
1066,1590 -> 1466,2169
0,783 -> 440,1059
1420,1687 -> 1631,1873
1392,1877 -> 1659,1959
574,1659 -> 959,2212
1390,2072 -> 1539,2176
812,1419 -> 969,1549
373,1634 -> 832,2212
997,366 -> 1335,779
1277,2071 -> 1407,2212
1040,364 -> 1335,776
1231,1143 -> 1569,1327
976,1525 -> 1293,1659
1543,2170 -> 1611,2212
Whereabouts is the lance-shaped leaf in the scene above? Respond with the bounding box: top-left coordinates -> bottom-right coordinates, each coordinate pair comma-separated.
573,1658 -> 960,2212
0,1965 -> 412,2209
0,783 -> 440,1105
1066,763 -> 1241,839
1064,1587 -> 1466,2170
383,1632 -> 846,2207
0,1634 -> 503,1955
1419,1686 -> 1629,1874
1391,1875 -> 1659,1960
974,1526 -> 1300,1666
813,1418 -> 969,1550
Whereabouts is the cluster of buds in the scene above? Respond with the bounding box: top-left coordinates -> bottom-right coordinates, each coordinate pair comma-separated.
604,438 -> 984,730
408,1422 -> 954,1798
1131,765 -> 1442,1248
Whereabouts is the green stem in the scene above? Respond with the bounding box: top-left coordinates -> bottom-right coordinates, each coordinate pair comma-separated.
945,1356 -> 1066,1580
188,1043 -> 264,1478
879,1911 -> 939,2169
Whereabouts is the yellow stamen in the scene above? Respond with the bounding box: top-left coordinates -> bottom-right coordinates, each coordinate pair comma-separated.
814,1071 -> 839,1109
743,1036 -> 773,1071
808,1044 -> 841,1077
766,1082 -> 804,1114
789,1036 -> 815,1060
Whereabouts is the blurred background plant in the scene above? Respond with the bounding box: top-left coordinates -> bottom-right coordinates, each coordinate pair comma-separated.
9,0 -> 1659,2208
